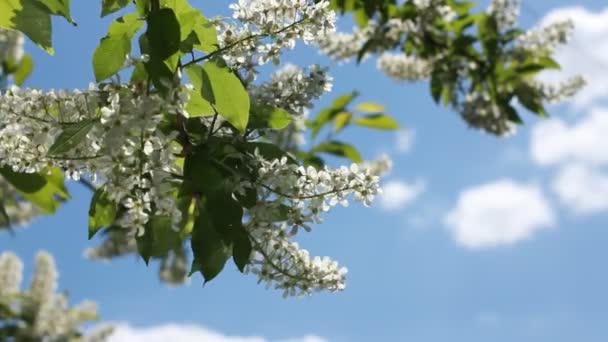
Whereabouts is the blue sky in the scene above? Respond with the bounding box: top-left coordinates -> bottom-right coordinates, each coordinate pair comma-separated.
2,1 -> 608,341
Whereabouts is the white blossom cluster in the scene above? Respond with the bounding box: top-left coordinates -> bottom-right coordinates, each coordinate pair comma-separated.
315,0 -> 583,135
218,0 -> 336,81
250,64 -> 333,115
487,0 -> 520,31
515,19 -> 575,54
377,53 -> 433,81
460,90 -> 518,136
0,251 -> 113,341
0,85 -> 185,236
531,75 -> 586,103
0,175 -> 41,228
241,153 -> 381,296
0,28 -> 24,65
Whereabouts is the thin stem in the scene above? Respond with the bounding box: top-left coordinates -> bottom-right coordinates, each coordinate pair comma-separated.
181,17 -> 308,69
259,183 -> 353,200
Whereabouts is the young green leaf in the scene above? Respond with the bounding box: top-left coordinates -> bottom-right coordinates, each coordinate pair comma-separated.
0,0 -> 53,54
13,54 -> 33,85
190,206 -> 231,283
333,111 -> 352,132
47,120 -> 95,156
186,61 -> 251,132
354,114 -> 400,130
232,227 -> 251,273
88,187 -> 117,239
93,14 -> 144,81
146,8 -> 181,61
312,141 -> 362,163
137,216 -> 182,264
101,0 -> 130,17
37,0 -> 75,24
0,167 -> 69,214
249,104 -> 292,130
356,102 -> 385,113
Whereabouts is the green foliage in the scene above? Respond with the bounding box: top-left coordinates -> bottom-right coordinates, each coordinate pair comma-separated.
137,215 -> 182,263
190,202 -> 232,283
0,167 -> 69,213
0,0 -> 75,54
93,13 -> 144,82
249,104 -> 292,130
47,119 -> 96,156
101,0 -> 130,17
329,0 -> 571,133
88,187 -> 117,239
12,54 -> 32,85
354,114 -> 400,130
186,61 -> 251,132
304,92 -> 399,166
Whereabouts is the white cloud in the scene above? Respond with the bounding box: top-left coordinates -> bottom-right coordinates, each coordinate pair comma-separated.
444,180 -> 555,249
537,6 -> 608,107
107,323 -> 327,342
530,107 -> 608,166
551,163 -> 608,214
379,179 -> 425,211
395,129 -> 415,154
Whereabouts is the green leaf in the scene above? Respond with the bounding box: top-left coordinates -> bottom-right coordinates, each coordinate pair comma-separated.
92,13 -> 143,81
477,14 -> 499,61
249,104 -> 292,129
88,187 -> 117,239
0,0 -> 53,54
186,61 -> 250,132
190,204 -> 231,283
37,0 -> 74,24
137,215 -> 182,264
135,0 -> 149,15
354,114 -> 400,130
356,102 -> 385,113
515,82 -> 547,117
185,89 -> 214,117
13,54 -> 33,85
47,119 -> 95,156
0,167 -> 69,213
0,200 -> 11,229
0,167 -> 47,193
146,8 -> 181,61
312,91 -> 358,138
101,0 -> 130,17
312,141 -> 362,163
333,111 -> 352,132
160,0 -> 217,53
93,36 -> 130,82
193,15 -> 218,53
232,227 -> 251,273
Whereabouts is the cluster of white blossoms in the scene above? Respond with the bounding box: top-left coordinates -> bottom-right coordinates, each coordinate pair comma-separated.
218,0 -> 336,81
315,0 -> 584,136
377,53 -> 433,81
0,85 -> 185,236
0,251 -> 113,341
487,0 -> 520,31
241,153 -> 381,296
515,19 -> 575,54
532,75 -> 587,103
460,90 -> 518,136
250,64 -> 333,115
0,28 -> 24,65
